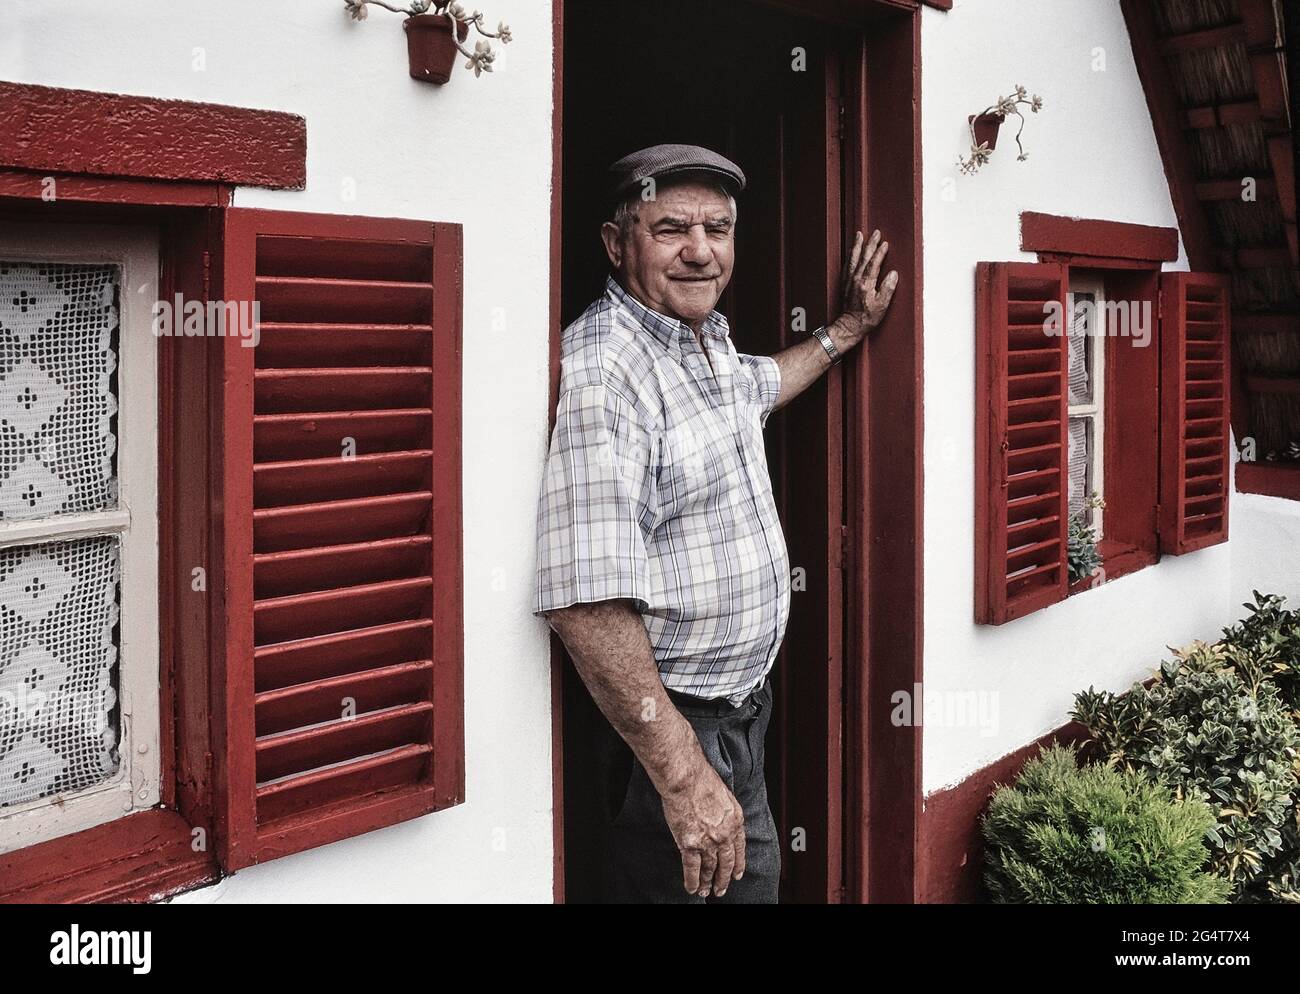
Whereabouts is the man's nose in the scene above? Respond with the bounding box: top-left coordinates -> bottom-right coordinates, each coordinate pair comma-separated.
680,225 -> 714,265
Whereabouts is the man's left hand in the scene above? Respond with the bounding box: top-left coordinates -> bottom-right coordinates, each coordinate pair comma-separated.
831,229 -> 898,348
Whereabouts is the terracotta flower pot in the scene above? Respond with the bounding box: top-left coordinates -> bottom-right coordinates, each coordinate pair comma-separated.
403,13 -> 469,84
968,112 -> 1005,150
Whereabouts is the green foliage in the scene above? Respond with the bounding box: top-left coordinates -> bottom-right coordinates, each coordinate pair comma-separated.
1220,592 -> 1300,903
981,743 -> 1230,904
1072,639 -> 1300,902
1220,592 -> 1300,711
1067,512 -> 1102,584
1261,814 -> 1300,904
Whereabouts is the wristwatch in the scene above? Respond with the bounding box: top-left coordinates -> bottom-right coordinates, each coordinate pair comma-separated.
813,325 -> 842,366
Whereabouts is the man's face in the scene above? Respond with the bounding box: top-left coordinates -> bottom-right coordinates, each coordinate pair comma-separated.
602,180 -> 736,329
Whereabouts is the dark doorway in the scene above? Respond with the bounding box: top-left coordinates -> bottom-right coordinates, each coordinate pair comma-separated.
559,0 -> 862,903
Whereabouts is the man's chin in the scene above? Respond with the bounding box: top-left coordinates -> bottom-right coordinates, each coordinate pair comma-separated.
674,307 -> 716,326
667,284 -> 721,321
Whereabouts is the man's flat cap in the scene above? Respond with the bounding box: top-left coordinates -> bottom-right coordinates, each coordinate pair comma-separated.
608,143 -> 747,201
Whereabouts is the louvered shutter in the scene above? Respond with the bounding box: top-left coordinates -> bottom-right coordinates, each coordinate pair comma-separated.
975,262 -> 1070,624
215,209 -> 464,870
1159,271 -> 1231,554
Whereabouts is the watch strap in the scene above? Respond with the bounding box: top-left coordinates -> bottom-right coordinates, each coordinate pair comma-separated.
813,325 -> 842,365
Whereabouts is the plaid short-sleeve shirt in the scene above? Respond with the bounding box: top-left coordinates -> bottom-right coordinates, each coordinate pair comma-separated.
534,275 -> 791,706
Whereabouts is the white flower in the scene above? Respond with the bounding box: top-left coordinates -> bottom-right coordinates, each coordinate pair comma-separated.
498,20 -> 512,42
466,38 -> 495,76
346,0 -> 369,21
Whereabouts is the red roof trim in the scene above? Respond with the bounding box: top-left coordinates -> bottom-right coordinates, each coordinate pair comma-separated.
1237,461 -> 1300,500
1118,1 -> 1221,271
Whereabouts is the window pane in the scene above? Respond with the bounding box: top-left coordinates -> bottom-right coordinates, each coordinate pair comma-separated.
1068,291 -> 1094,406
0,535 -> 121,807
0,262 -> 120,521
1068,416 -> 1092,519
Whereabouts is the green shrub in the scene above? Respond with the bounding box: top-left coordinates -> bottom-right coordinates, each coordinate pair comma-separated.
1220,592 -> 1300,903
1259,817 -> 1300,904
1220,592 -> 1300,711
1072,640 -> 1300,902
981,743 -> 1230,904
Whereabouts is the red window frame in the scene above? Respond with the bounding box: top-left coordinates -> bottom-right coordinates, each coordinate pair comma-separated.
1,202 -> 224,901
0,83 -> 465,902
974,214 -> 1231,625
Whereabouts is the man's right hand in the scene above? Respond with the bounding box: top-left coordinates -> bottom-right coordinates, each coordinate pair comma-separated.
542,597 -> 748,899
659,753 -> 747,898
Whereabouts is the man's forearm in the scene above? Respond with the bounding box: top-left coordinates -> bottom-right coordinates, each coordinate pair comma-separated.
543,599 -> 706,796
770,334 -> 831,412
770,318 -> 857,412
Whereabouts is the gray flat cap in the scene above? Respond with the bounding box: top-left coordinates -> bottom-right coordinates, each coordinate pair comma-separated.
608,143 -> 747,201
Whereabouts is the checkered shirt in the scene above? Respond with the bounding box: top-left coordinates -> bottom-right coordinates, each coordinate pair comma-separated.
534,275 -> 791,706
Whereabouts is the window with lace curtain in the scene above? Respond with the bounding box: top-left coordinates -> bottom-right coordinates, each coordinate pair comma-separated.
1068,275 -> 1106,536
976,218 -> 1229,626
0,224 -> 159,855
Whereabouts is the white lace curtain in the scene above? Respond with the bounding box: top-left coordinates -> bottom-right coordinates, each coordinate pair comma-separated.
1067,294 -> 1093,521
0,262 -> 121,808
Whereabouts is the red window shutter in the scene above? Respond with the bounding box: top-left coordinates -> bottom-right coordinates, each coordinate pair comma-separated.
975,262 -> 1070,624
215,209 -> 464,871
1159,271 -> 1231,554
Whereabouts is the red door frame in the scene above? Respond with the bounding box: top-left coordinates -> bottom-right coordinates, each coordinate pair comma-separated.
548,0 -> 926,904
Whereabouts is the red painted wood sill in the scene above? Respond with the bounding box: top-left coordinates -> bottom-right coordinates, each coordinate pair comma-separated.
0,810 -> 219,904
1067,540 -> 1159,597
1236,461 -> 1300,501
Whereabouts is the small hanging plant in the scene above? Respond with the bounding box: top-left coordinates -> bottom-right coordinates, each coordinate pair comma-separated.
345,0 -> 513,83
959,84 -> 1043,175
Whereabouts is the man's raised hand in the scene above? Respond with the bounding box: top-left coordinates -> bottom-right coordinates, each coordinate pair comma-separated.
833,228 -> 898,346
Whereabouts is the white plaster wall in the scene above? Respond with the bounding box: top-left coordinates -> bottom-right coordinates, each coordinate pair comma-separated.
920,0 -> 1236,794
1,0 -> 555,901
1230,491 -> 1300,607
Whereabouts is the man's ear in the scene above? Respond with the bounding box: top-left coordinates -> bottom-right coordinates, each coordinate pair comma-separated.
600,221 -> 623,270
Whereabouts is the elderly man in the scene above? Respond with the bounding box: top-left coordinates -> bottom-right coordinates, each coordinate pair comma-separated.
534,143 -> 897,904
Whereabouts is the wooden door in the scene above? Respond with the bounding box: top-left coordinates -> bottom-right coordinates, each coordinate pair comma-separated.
560,0 -> 850,903
724,37 -> 847,907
